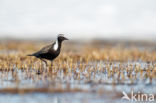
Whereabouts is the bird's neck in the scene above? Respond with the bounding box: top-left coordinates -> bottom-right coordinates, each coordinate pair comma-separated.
53,39 -> 62,51
58,39 -> 62,49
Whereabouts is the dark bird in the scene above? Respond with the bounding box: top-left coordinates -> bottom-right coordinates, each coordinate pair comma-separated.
27,34 -> 68,66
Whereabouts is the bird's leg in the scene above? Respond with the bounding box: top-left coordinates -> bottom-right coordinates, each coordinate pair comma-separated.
48,60 -> 53,72
51,61 -> 53,67
40,59 -> 48,67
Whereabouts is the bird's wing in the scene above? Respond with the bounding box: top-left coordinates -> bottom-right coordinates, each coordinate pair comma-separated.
30,42 -> 54,57
39,44 -> 52,54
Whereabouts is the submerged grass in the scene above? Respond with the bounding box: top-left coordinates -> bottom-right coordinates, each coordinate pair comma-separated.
0,40 -> 155,96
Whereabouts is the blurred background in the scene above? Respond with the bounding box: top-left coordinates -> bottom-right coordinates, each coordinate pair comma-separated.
0,1 -> 156,103
0,0 -> 156,40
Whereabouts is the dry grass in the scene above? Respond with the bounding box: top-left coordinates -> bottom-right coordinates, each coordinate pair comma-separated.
0,40 -> 155,94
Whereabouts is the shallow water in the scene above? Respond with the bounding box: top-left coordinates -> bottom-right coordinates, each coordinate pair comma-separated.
0,92 -> 123,103
0,61 -> 155,103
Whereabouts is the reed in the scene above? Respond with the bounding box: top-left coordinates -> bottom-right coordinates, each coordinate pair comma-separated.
0,40 -> 155,93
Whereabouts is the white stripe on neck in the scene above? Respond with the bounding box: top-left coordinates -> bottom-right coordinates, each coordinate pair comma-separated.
54,40 -> 58,51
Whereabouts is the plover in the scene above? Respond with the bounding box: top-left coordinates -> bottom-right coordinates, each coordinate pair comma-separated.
27,34 -> 68,66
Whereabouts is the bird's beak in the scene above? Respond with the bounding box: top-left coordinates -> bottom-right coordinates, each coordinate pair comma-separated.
64,37 -> 69,40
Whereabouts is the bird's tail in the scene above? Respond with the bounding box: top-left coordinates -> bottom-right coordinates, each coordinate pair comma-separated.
27,54 -> 33,56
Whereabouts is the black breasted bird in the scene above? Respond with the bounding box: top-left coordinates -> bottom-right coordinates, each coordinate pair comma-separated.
27,34 -> 68,66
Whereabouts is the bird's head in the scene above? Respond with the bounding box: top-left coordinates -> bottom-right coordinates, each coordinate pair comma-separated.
57,34 -> 68,42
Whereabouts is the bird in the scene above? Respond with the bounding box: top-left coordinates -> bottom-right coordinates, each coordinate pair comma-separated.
27,34 -> 68,66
